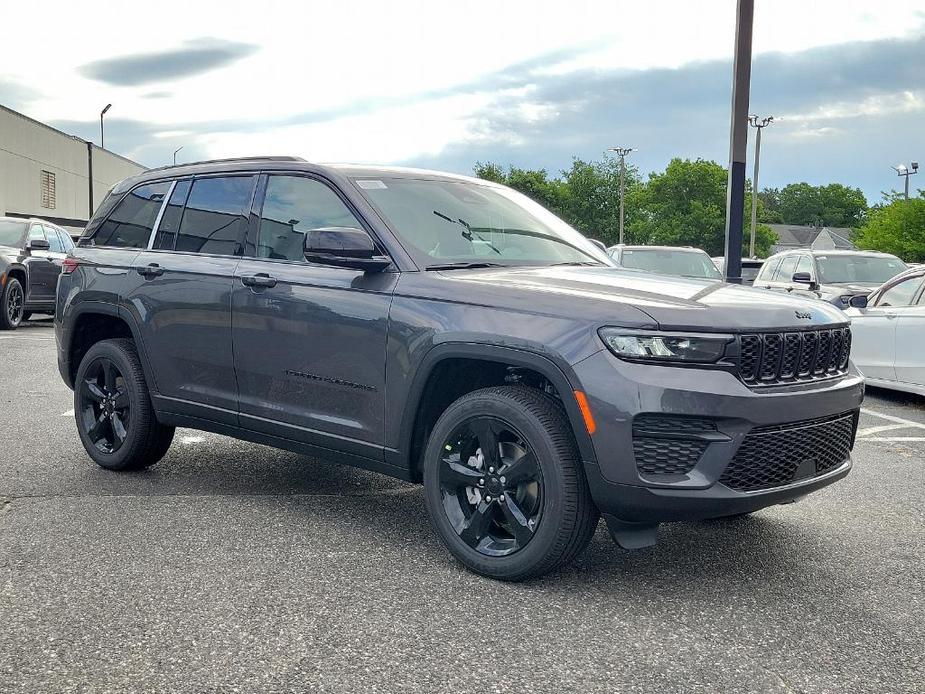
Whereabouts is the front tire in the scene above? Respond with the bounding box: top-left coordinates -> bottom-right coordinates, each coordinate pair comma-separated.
74,338 -> 174,471
423,386 -> 599,581
0,277 -> 25,330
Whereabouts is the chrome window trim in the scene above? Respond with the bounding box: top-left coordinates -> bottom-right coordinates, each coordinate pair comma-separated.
147,180 -> 177,250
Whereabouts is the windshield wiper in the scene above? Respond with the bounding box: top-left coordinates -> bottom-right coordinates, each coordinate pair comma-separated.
425,261 -> 507,271
433,210 -> 503,255
548,261 -> 605,267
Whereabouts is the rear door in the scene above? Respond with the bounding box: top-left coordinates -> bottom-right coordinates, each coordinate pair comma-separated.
124,175 -> 256,424
231,173 -> 396,454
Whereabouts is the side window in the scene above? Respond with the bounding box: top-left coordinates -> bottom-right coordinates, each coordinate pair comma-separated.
153,180 -> 192,250
175,176 -> 255,255
877,276 -> 925,308
756,257 -> 779,282
59,229 -> 75,251
93,181 -> 171,248
44,225 -> 65,252
257,175 -> 364,262
774,256 -> 799,282
795,255 -> 813,277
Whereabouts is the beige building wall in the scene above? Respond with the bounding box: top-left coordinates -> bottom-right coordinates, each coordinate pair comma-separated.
1,105 -> 145,236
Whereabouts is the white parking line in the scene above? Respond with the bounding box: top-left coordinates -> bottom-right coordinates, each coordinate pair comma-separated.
857,424 -> 913,436
61,409 -> 74,417
0,336 -> 54,341
860,408 -> 925,431
860,437 -> 925,442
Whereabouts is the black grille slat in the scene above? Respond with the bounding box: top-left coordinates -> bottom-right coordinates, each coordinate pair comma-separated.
737,327 -> 850,387
720,411 -> 857,492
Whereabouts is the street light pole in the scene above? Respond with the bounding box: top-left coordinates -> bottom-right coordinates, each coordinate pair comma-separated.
607,147 -> 636,244
892,162 -> 919,200
747,115 -> 773,258
722,0 -> 754,285
100,103 -> 112,149
173,146 -> 184,165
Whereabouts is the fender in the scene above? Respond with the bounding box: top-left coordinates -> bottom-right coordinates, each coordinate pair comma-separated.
60,301 -> 159,395
392,341 -> 599,472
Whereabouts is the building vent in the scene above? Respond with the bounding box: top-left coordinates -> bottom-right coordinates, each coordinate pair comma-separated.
41,170 -> 56,209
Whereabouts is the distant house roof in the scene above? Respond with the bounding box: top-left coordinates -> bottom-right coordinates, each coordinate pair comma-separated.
768,224 -> 855,253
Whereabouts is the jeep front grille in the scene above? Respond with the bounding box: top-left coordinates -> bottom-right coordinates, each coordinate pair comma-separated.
719,411 -> 858,492
737,327 -> 851,386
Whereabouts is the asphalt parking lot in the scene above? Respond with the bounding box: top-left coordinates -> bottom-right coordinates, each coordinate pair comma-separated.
1,319 -> 923,694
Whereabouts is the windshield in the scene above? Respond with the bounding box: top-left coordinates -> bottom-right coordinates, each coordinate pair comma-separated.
619,248 -> 722,279
351,176 -> 610,268
0,220 -> 27,248
741,264 -> 763,281
816,254 -> 906,284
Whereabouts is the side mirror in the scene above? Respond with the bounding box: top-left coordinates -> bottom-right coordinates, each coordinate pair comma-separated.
791,272 -> 819,290
849,294 -> 869,309
303,227 -> 391,272
26,238 -> 50,252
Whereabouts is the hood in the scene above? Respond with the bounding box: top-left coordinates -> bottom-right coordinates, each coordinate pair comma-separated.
0,244 -> 22,260
431,265 -> 848,332
820,282 -> 879,295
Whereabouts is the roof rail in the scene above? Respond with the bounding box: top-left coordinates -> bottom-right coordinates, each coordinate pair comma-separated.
145,155 -> 307,174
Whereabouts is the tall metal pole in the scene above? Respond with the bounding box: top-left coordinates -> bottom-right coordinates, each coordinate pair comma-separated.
905,173 -> 910,201
607,147 -> 635,245
748,115 -> 773,258
619,157 -> 626,244
100,103 -> 111,149
723,0 -> 754,284
173,146 -> 184,165
892,163 -> 919,200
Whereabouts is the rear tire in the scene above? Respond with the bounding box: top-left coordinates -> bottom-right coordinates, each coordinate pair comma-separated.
423,386 -> 599,581
0,277 -> 25,330
74,338 -> 174,471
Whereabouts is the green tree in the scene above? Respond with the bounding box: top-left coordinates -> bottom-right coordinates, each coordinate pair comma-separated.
757,187 -> 783,223
855,196 -> 925,263
777,182 -> 867,227
629,158 -> 776,256
558,157 -> 640,245
473,162 -> 567,217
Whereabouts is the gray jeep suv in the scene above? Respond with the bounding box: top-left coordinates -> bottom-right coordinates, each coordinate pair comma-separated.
55,157 -> 864,580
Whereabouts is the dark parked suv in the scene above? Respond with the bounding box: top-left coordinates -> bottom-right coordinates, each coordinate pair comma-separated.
55,157 -> 864,580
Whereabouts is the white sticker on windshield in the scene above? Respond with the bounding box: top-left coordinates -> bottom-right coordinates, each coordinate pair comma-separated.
356,179 -> 387,189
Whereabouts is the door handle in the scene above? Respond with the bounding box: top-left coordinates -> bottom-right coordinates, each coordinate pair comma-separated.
885,312 -> 897,320
137,264 -> 164,278
241,273 -> 278,288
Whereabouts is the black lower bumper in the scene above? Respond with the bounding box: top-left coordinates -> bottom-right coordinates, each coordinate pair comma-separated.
584,456 -> 852,524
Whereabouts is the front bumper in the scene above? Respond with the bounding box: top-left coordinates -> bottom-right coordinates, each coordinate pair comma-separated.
572,349 -> 865,523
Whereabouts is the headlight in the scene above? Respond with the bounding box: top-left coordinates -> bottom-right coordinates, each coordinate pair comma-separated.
598,328 -> 731,364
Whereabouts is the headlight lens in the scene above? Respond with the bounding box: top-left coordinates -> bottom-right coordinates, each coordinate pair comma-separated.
598,328 -> 730,363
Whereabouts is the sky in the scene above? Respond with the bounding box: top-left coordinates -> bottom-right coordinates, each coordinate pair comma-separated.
2,0 -> 924,203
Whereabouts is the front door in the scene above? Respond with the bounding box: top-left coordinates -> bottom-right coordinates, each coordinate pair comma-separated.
24,224 -> 58,303
892,276 -> 925,387
231,173 -> 395,456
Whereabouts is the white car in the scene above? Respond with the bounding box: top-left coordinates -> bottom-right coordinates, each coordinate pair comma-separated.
846,266 -> 925,395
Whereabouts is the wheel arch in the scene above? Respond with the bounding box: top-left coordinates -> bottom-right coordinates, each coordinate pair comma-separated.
64,303 -> 157,392
395,343 -> 598,481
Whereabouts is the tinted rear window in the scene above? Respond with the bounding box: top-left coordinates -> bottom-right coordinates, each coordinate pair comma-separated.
93,182 -> 171,248
175,176 -> 254,255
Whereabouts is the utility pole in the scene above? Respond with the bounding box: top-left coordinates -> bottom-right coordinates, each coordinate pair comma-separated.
722,0 -> 754,284
892,162 -> 919,200
747,115 -> 773,257
173,146 -> 184,165
100,103 -> 112,149
607,147 -> 636,244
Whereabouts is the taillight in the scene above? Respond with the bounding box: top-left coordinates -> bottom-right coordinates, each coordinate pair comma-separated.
62,258 -> 79,274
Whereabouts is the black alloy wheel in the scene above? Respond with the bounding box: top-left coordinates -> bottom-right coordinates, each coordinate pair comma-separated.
78,357 -> 131,454
73,338 -> 174,470
1,278 -> 24,329
439,416 -> 543,556
423,386 -> 599,581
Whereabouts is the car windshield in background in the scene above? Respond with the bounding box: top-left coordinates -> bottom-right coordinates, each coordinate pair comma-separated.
0,220 -> 27,248
741,265 -> 762,282
816,254 -> 906,284
621,249 -> 722,279
351,177 -> 610,268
